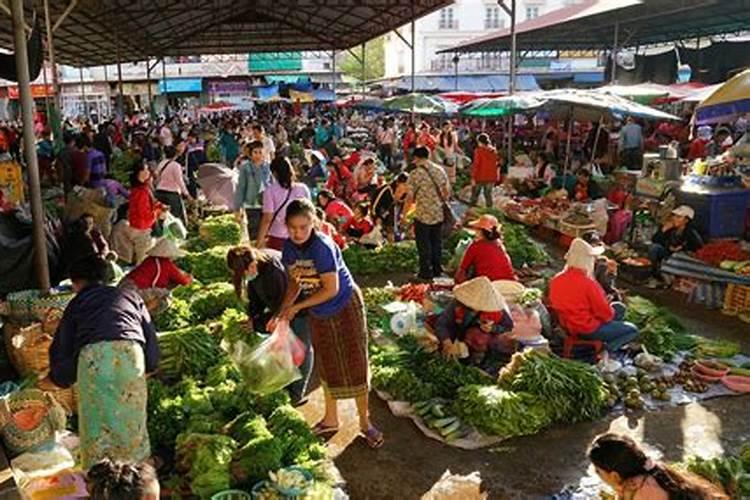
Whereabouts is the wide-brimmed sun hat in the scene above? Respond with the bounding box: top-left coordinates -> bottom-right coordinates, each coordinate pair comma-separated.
492,280 -> 526,304
147,238 -> 185,259
467,214 -> 501,232
454,276 -> 507,312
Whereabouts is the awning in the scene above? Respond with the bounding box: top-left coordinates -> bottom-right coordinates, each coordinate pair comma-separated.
312,89 -> 335,102
443,0 -> 750,53
386,74 -> 539,93
266,75 -> 310,84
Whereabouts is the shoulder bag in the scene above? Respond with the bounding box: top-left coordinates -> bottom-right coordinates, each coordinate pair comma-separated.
420,165 -> 457,237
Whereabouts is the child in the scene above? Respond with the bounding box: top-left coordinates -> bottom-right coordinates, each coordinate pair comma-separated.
87,459 -> 160,500
315,207 -> 347,250
342,202 -> 374,239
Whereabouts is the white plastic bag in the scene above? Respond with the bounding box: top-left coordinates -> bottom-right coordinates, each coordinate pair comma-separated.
223,321 -> 304,395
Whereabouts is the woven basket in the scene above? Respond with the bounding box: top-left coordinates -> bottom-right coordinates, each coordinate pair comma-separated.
36,381 -> 78,415
0,389 -> 66,456
723,284 -> 750,316
6,289 -> 75,323
3,322 -> 52,378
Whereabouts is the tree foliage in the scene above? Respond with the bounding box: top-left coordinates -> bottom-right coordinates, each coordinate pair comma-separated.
340,36 -> 385,82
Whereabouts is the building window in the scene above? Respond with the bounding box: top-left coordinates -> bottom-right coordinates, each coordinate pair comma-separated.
484,6 -> 502,29
439,7 -> 457,29
526,6 -> 540,19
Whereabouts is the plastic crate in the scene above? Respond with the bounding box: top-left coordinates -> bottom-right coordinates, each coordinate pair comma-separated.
678,189 -> 750,239
723,284 -> 750,316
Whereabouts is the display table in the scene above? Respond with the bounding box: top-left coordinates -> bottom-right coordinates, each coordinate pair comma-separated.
0,444 -> 20,500
678,183 -> 750,239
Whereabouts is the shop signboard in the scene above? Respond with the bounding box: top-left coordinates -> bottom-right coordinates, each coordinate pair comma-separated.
158,78 -> 203,93
60,83 -> 108,96
121,82 -> 158,95
7,84 -> 55,99
248,52 -> 302,72
207,80 -> 250,95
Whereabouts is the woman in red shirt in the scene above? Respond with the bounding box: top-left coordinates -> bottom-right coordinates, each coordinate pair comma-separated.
316,189 -> 353,227
469,133 -> 499,207
325,157 -> 353,200
111,163 -> 164,265
402,122 -> 417,163
548,238 -> 638,358
455,214 -> 516,284
342,203 -> 374,240
120,237 -> 191,316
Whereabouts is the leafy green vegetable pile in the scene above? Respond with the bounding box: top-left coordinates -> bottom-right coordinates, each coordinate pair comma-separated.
682,445 -> 750,499
189,282 -> 243,322
498,350 -> 608,423
177,245 -> 233,282
624,295 -> 682,360
343,242 -> 419,275
452,385 -> 551,438
370,336 -> 494,403
625,295 -> 742,360
198,214 -> 242,247
158,325 -> 225,379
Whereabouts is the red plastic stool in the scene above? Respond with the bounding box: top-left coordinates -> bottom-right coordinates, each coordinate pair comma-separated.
562,333 -> 604,361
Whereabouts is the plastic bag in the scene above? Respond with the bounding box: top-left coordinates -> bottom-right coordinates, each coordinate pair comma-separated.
448,238 -> 472,271
162,212 -> 187,241
223,321 -> 304,396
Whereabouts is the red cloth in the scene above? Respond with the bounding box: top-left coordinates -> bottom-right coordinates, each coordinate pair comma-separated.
417,131 -> 436,151
457,240 -> 516,283
125,256 -> 191,289
324,199 -> 353,223
548,267 -> 614,335
320,220 -> 346,249
471,145 -> 499,183
342,217 -> 373,236
129,185 -> 161,230
687,138 -> 708,160
402,129 -> 417,156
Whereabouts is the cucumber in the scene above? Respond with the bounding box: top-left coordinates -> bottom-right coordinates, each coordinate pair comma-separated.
432,417 -> 458,429
431,405 -> 445,418
439,419 -> 462,437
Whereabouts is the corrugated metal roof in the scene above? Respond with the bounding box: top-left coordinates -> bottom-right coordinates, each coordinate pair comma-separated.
0,0 -> 451,67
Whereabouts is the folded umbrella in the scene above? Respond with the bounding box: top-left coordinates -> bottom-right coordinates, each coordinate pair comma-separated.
197,163 -> 238,209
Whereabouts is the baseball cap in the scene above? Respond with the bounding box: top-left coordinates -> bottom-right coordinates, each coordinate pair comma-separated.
671,205 -> 695,220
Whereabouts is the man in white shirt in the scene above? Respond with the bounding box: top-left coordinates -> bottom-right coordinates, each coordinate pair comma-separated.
159,120 -> 174,148
252,124 -> 276,164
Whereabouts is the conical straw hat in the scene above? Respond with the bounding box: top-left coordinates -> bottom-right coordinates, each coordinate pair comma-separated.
454,276 -> 507,312
147,237 -> 185,259
492,280 -> 526,304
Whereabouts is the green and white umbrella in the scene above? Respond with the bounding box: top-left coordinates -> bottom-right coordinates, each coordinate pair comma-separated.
459,94 -> 546,117
382,93 -> 458,115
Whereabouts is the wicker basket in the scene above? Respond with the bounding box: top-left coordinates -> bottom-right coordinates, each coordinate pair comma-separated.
0,389 -> 66,456
3,322 -> 52,378
36,381 -> 78,415
559,220 -> 597,238
723,284 -> 750,316
6,289 -> 75,323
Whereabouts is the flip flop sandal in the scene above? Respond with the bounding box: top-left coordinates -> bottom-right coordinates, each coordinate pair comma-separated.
312,422 -> 339,436
363,427 -> 384,449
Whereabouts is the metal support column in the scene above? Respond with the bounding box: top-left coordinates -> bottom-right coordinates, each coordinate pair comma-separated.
103,64 -> 111,116
410,15 -> 415,93
10,0 -> 50,292
611,21 -> 619,84
43,0 -> 59,110
361,43 -> 366,97
453,54 -> 459,90
116,34 -> 124,116
146,59 -> 152,110
79,63 -> 85,117
162,58 -> 167,116
499,0 -> 517,167
331,49 -> 337,101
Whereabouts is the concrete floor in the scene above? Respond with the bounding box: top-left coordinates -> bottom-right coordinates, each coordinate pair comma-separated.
298,257 -> 750,499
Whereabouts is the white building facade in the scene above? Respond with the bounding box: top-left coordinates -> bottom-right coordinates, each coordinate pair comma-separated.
384,0 -> 587,77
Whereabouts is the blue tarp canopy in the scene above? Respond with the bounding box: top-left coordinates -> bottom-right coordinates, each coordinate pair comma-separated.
389,74 -> 539,93
313,89 -> 335,102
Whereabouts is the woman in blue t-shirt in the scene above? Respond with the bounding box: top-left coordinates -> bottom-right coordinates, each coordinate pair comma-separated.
270,198 -> 383,449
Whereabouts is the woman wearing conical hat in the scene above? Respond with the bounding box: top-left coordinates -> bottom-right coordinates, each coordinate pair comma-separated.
429,276 -> 515,366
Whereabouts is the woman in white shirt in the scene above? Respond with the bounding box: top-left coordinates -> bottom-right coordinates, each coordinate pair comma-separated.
154,144 -> 192,225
